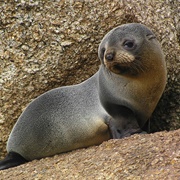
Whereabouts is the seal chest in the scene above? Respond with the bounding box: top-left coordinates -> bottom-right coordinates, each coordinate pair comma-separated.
0,23 -> 167,170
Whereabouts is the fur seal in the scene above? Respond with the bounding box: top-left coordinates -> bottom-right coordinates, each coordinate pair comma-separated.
0,23 -> 167,170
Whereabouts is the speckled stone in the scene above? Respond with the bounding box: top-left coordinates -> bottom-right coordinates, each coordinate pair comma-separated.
0,0 -> 179,161
0,129 -> 179,179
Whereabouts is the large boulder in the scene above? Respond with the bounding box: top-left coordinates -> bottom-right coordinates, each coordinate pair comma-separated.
0,0 -> 179,160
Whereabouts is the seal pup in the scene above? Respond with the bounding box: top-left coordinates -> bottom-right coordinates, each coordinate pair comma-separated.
0,23 -> 167,170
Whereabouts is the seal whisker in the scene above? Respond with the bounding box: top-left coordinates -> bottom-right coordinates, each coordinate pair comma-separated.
132,56 -> 148,74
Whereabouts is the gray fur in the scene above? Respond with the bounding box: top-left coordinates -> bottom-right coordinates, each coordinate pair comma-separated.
7,23 -> 166,161
7,75 -> 110,160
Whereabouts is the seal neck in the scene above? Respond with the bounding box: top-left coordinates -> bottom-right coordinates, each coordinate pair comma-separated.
98,65 -> 147,127
98,65 -> 131,104
98,65 -> 131,109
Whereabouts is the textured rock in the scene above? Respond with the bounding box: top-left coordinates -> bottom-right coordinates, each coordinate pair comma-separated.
0,0 -> 179,161
0,129 -> 179,179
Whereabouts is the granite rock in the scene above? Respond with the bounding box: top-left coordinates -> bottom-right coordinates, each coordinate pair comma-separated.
0,0 -> 179,162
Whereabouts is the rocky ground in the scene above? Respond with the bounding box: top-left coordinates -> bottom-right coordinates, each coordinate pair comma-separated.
0,129 -> 179,180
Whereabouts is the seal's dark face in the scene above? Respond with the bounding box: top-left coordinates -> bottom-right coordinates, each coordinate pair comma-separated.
98,23 -> 157,76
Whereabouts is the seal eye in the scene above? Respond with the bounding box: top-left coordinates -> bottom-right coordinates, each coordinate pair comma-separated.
123,40 -> 135,50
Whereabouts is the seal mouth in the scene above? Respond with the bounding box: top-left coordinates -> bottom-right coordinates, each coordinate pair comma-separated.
107,62 -> 131,74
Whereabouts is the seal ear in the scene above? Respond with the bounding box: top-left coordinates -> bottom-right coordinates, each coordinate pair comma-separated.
146,34 -> 156,40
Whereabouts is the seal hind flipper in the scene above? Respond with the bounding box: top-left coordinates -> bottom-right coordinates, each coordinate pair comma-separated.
0,152 -> 28,170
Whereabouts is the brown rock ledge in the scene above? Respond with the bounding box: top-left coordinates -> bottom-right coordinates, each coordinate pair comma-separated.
0,129 -> 179,180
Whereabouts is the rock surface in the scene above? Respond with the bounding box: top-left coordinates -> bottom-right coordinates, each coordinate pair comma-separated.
0,0 -> 179,176
0,129 -> 180,179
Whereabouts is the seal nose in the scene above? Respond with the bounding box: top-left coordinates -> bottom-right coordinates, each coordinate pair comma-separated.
105,52 -> 114,61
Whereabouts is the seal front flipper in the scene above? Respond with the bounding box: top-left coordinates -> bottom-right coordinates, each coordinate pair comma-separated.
107,118 -> 143,139
105,106 -> 144,139
0,152 -> 28,170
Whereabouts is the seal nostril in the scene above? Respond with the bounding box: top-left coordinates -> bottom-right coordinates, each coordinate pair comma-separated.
105,53 -> 114,61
